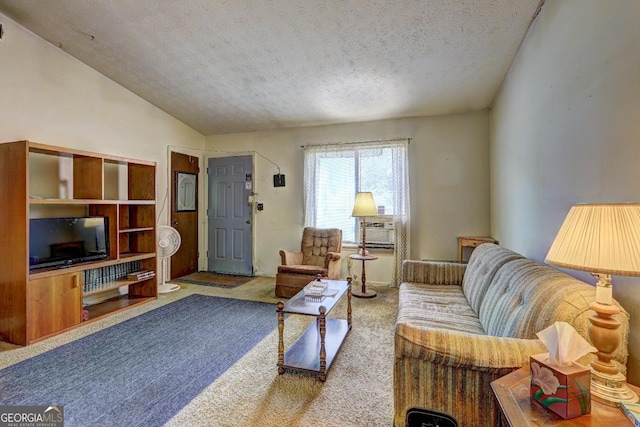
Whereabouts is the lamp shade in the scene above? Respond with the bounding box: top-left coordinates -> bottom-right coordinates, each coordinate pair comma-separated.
545,203 -> 640,276
352,192 -> 378,217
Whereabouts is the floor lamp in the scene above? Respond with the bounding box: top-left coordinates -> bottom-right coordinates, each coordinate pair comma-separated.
546,203 -> 640,406
352,192 -> 378,256
350,192 -> 379,298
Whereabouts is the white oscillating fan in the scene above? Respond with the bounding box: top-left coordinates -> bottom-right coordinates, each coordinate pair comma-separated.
157,225 -> 182,293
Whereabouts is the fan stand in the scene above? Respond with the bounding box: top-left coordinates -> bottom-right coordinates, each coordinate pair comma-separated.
158,257 -> 180,293
158,282 -> 180,293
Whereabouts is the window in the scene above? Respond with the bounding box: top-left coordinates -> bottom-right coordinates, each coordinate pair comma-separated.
303,139 -> 409,243
305,144 -> 397,243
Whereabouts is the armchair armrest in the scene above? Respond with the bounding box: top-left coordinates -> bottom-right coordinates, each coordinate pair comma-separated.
325,251 -> 342,279
395,326 -> 547,373
279,249 -> 303,266
323,251 -> 341,266
401,260 -> 466,286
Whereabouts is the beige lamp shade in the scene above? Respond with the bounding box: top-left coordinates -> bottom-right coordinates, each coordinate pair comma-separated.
545,203 -> 640,276
352,192 -> 378,217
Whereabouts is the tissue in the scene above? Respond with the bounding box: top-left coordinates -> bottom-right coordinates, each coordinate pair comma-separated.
536,321 -> 597,366
529,322 -> 597,419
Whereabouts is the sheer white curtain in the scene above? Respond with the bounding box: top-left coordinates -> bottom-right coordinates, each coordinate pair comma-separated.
303,139 -> 411,286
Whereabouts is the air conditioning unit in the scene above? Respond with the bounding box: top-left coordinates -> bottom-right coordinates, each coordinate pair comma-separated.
358,216 -> 394,249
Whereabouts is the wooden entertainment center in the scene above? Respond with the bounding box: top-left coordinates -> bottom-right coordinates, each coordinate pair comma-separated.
0,140 -> 158,346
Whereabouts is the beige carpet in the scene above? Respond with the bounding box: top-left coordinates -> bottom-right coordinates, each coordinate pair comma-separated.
0,277 -> 398,427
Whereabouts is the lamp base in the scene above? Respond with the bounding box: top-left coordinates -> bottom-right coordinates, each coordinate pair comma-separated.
587,299 -> 637,406
351,287 -> 376,298
591,369 -> 639,406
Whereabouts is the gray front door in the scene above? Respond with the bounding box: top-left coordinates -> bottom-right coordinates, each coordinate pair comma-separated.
207,156 -> 253,275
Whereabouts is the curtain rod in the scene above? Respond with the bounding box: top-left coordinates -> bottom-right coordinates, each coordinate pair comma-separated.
300,137 -> 411,148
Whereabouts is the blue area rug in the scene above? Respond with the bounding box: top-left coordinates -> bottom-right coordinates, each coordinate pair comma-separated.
0,295 -> 277,426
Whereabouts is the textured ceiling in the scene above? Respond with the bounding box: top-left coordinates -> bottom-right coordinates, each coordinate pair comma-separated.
0,0 -> 542,135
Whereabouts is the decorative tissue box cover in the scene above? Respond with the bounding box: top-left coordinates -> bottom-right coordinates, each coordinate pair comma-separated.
530,353 -> 591,419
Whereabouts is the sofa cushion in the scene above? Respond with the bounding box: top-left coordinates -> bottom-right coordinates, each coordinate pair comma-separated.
397,282 -> 485,349
478,257 -> 620,344
461,243 -> 523,315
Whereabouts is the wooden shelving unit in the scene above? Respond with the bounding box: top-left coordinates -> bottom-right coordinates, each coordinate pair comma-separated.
0,140 -> 158,346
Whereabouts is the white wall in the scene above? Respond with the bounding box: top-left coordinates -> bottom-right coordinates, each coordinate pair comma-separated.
0,14 -> 205,230
491,0 -> 640,384
206,111 -> 491,283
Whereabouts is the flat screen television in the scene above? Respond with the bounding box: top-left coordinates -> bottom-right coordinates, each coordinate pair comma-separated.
29,217 -> 110,270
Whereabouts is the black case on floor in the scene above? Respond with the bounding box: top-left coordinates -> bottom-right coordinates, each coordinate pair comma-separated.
405,407 -> 459,427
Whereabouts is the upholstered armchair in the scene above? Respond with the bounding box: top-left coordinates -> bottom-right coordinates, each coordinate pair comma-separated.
275,227 -> 343,298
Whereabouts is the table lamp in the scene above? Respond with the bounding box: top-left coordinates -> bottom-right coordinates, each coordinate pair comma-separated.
545,203 -> 640,406
352,192 -> 378,255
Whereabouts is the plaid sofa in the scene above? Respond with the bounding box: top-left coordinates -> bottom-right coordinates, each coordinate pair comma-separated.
393,243 -> 630,427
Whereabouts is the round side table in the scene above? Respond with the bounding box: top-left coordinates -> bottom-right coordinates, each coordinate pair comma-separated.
349,253 -> 378,298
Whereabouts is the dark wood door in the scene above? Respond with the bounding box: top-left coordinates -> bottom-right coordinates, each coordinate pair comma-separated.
170,151 -> 199,279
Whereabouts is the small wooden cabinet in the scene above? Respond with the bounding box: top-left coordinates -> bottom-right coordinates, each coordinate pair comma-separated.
0,140 -> 157,345
28,273 -> 82,341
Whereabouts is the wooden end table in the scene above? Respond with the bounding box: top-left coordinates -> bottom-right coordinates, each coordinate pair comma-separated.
349,253 -> 378,298
491,365 -> 640,426
457,236 -> 498,261
276,278 -> 352,382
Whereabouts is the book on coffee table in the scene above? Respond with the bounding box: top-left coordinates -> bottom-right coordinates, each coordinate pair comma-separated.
621,401 -> 640,427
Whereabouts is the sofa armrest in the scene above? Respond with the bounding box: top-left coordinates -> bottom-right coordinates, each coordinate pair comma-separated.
401,260 -> 466,286
279,249 -> 303,266
394,328 -> 541,427
395,326 -> 547,372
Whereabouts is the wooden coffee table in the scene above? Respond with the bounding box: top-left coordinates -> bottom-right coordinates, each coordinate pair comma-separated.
276,277 -> 352,382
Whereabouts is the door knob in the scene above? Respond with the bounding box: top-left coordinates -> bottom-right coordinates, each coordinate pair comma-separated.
172,220 -> 179,225
246,219 -> 251,224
